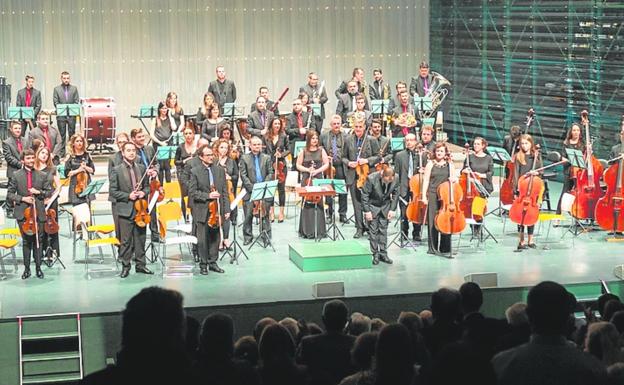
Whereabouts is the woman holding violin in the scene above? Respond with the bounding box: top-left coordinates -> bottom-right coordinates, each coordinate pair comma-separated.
64,133 -> 95,207
461,137 -> 493,234
263,117 -> 290,223
421,142 -> 457,254
296,131 -> 329,239
214,138 -> 239,250
174,126 -> 198,222
201,102 -> 226,143
35,146 -> 61,264
556,123 -> 584,214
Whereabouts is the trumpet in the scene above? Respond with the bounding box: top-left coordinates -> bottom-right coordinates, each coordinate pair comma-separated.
423,71 -> 451,119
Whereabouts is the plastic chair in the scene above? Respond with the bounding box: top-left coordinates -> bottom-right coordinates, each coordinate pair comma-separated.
157,201 -> 197,277
0,209 -> 19,279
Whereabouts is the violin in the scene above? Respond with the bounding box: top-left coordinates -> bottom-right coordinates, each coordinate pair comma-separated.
325,148 -> 336,179
75,167 -> 88,195
44,208 -> 59,234
275,147 -> 286,184
509,146 -> 543,227
405,145 -> 427,224
435,159 -> 466,235
595,115 -> 624,232
304,160 -> 323,204
570,110 -> 604,220
134,198 -> 151,227
459,143 -> 487,220
22,202 -> 38,237
252,200 -> 266,218
208,186 -> 221,228
374,137 -> 391,173
149,177 -> 165,203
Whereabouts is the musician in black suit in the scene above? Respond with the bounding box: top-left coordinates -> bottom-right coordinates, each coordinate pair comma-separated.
15,75 -> 42,136
3,120 -> 30,181
369,119 -> 392,167
247,96 -> 275,137
388,81 -> 413,112
300,72 -> 328,127
29,111 -> 64,164
286,98 -> 316,157
421,125 -> 437,153
109,142 -> 153,278
108,133 -> 130,241
369,68 -> 391,101
207,66 -> 237,112
250,86 -> 279,116
239,136 -> 274,245
335,67 -> 366,98
503,125 -> 522,158
409,61 -> 435,97
130,128 -> 161,243
337,81 -> 369,124
362,167 -> 399,265
342,117 -> 380,238
52,71 -> 80,156
391,91 -> 418,138
7,149 -> 52,279
188,144 -> 230,275
320,115 -> 348,222
609,125 -> 624,160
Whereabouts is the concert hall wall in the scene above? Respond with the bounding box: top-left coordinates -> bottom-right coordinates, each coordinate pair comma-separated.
430,0 -> 624,158
0,0 -> 429,130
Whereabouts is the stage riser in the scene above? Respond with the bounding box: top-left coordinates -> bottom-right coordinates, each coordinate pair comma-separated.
289,240 -> 372,272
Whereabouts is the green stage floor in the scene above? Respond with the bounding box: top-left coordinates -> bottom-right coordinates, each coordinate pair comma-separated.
1,180 -> 623,319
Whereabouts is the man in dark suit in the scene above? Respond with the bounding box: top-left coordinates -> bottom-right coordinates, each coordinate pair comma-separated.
246,96 -> 274,137
362,167 -> 399,265
52,71 -> 80,156
7,149 -> 52,279
208,66 -> 237,112
502,125 -> 522,159
239,136 -> 274,246
3,120 -> 30,181
28,111 -> 64,164
300,72 -> 328,128
15,74 -> 42,136
421,124 -> 437,153
130,128 -> 161,243
346,94 -> 372,129
285,98 -> 316,157
250,86 -> 279,116
109,142 -> 153,278
369,119 -> 392,168
297,299 -> 356,385
320,115 -> 348,222
608,124 -> 624,160
390,91 -> 418,138
388,81 -> 413,112
336,81 -> 366,124
335,67 -> 366,98
183,138 -> 210,262
188,144 -> 230,275
342,118 -> 380,238
409,61 -> 435,97
108,133 -> 130,242
369,68 -> 391,101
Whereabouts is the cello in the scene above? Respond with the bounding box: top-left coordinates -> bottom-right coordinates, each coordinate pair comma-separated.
595,116 -> 624,232
570,110 -> 604,220
500,108 -> 534,205
509,145 -> 543,227
435,158 -> 466,235
405,144 -> 428,224
459,143 -> 490,220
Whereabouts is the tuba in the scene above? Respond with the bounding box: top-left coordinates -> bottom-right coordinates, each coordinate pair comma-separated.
423,71 -> 451,119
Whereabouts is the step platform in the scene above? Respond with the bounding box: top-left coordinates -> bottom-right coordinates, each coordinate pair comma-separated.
289,240 -> 372,272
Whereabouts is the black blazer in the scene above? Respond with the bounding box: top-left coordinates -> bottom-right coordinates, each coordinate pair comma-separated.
239,153 -> 274,201
390,104 -> 418,137
7,168 -> 52,221
53,84 -> 80,108
319,130 -> 348,161
336,94 -> 370,124
409,74 -> 435,97
361,171 -> 400,218
263,133 -> 290,163
341,134 -> 379,185
300,83 -> 329,118
208,79 -> 237,109
394,149 -> 428,196
188,163 -> 230,223
250,99 -> 279,116
16,87 -> 42,118
135,145 -> 160,173
369,80 -> 391,101
109,162 -> 150,218
246,110 -> 275,137
285,111 -> 317,155
297,332 -> 356,385
107,152 -> 124,203
2,136 -> 30,179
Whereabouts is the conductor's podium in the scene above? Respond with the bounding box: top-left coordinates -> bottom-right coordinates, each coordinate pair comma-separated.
289,240 -> 372,272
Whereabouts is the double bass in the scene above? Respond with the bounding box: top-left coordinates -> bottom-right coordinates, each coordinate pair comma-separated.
595,116 -> 624,232
405,144 -> 427,224
570,110 -> 604,220
509,146 -> 543,227
435,158 -> 466,235
501,109 -> 534,205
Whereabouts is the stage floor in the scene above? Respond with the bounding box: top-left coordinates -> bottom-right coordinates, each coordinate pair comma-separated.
1,180 -> 623,319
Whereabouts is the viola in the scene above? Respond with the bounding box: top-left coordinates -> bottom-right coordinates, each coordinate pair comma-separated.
595,116 -> 624,232
570,110 -> 604,220
227,179 -> 235,203
325,149 -> 336,179
509,147 -> 543,227
274,147 -> 286,184
134,198 -> 151,227
149,177 -> 165,203
405,147 -> 427,224
208,186 -> 220,228
435,160 -> 466,234
75,170 -> 88,195
44,208 -> 59,234
355,163 -> 370,189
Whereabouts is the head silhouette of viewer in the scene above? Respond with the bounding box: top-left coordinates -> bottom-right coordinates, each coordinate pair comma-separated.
322,299 -> 349,332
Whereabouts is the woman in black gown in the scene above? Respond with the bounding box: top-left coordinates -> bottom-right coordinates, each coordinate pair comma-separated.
296,131 -> 329,239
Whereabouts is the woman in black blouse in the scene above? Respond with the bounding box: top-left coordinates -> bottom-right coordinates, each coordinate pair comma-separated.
513,134 -> 543,251
462,137 -> 494,234
201,103 -> 226,143
64,133 -> 95,207
263,117 -> 290,223
557,123 -> 584,214
195,92 -> 215,128
214,138 -> 239,250
174,126 -> 197,222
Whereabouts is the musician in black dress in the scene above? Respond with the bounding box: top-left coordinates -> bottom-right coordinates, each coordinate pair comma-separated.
263,117 -> 290,223
513,134 -> 542,251
201,102 -> 226,143
196,92 -> 215,128
421,142 -> 457,254
151,101 -> 175,183
214,139 -> 239,250
64,134 -> 95,207
297,131 -> 329,239
174,126 -> 198,222
557,123 -> 584,214
35,146 -> 61,264
462,137 -> 494,235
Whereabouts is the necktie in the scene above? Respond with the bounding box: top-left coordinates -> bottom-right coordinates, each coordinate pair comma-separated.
332,136 -> 338,162
139,148 -> 148,168
378,82 -> 382,98
260,112 -> 265,127
254,155 -> 264,183
402,105 -> 409,136
26,89 -> 32,107
423,77 -> 429,94
127,164 -> 137,189
207,167 -> 214,186
43,128 -> 52,150
408,152 -> 414,177
384,183 -> 389,196
64,86 -> 69,100
27,170 -> 33,190
16,138 -> 22,152
297,113 -> 303,128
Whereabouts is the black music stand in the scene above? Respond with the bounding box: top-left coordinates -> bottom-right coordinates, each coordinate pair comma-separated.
223,103 -> 246,144
248,180 -> 278,252
79,179 -> 105,224
221,189 -> 249,264
486,146 -> 512,217
314,179 -> 346,241
131,104 -> 157,133
389,196 -> 419,252
371,100 -> 390,136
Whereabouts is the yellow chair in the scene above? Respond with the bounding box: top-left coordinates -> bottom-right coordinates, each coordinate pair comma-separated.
163,181 -> 182,199
0,210 -> 19,279
536,212 -> 565,249
157,201 -> 197,276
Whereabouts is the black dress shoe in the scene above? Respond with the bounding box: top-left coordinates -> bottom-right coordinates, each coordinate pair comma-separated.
340,214 -> 348,223
243,239 -> 252,246
380,256 -> 393,264
372,257 -> 379,265
209,263 -> 224,273
412,235 -> 422,242
200,266 -> 209,275
22,269 -> 31,280
527,243 -> 537,249
36,268 -> 44,279
120,266 -> 130,278
136,266 -> 154,275
353,231 -> 363,239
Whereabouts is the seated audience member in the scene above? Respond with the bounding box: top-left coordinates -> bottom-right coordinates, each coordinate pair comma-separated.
338,331 -> 378,385
347,312 -> 372,336
398,311 -> 431,369
234,336 -> 259,367
496,302 -> 530,353
258,324 -> 310,385
279,317 -> 302,346
422,288 -> 463,358
597,293 -> 621,319
585,322 -> 624,367
253,317 -> 277,342
370,317 -> 387,332
185,315 -> 201,362
603,300 -> 624,325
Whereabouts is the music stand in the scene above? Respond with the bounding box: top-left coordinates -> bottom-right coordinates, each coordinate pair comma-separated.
157,145 -> 177,161
371,100 -> 391,136
57,104 -> 80,121
221,188 -> 249,264
131,104 -> 158,133
414,97 -> 433,120
389,196 -> 419,252
293,141 -> 307,158
8,107 -> 35,135
313,179 -> 345,241
248,180 -> 278,252
309,103 -> 321,117
223,103 -> 245,143
486,146 -> 511,217
390,138 -> 405,152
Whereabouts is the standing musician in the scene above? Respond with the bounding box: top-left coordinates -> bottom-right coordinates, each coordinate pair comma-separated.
409,62 -> 434,97
320,114 -> 348,223
513,134 -> 542,251
362,167 -> 399,265
390,91 -> 417,138
335,67 -> 367,98
151,99 -> 178,183
183,137 -> 210,262
337,81 -> 367,124
188,144 -> 230,275
421,125 -> 436,153
109,142 -> 153,278
29,111 -> 63,165
300,72 -> 328,128
52,71 -> 79,157
263,117 -> 290,223
174,126 -> 198,222
609,124 -> 624,160
195,92 -> 215,128
347,94 -> 373,128
388,81 -> 412,112
109,133 -> 130,241
296,131 -> 329,239
207,65 -> 237,112
286,98 -> 316,159
35,146 -> 61,264
214,138 -> 239,250
64,134 -> 95,207
16,75 -> 42,135
247,96 -> 275,138
557,123 -> 585,213
3,120 -> 30,183
165,91 -> 185,144
394,133 -> 428,242
342,117 -> 380,238
369,119 -> 392,168
239,136 -> 274,246
461,137 -> 494,234
421,142 -> 457,255
369,68 -> 391,102
502,125 -> 522,164
250,86 -> 280,115
201,102 -> 226,143
7,149 -> 52,279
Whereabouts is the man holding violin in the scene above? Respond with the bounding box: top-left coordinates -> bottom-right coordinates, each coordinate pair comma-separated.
320,114 -> 348,222
188,144 -> 230,275
7,149 -> 52,279
109,142 -> 152,278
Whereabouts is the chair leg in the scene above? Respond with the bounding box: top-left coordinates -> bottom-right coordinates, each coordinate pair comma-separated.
12,248 -> 18,270
0,251 -> 7,278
